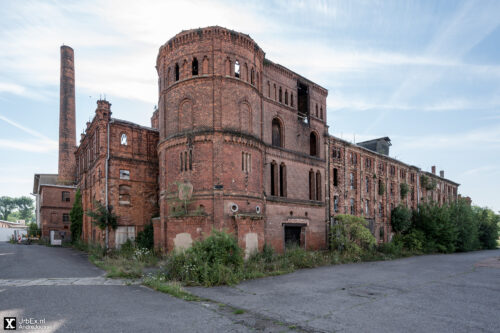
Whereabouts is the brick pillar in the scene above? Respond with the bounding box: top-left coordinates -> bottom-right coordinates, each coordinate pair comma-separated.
58,45 -> 76,185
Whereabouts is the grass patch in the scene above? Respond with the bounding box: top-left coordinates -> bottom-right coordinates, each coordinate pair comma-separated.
233,309 -> 245,315
143,275 -> 200,301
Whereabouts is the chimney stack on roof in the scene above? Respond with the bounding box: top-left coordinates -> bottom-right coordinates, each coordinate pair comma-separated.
57,45 -> 77,185
440,170 -> 444,178
431,166 -> 436,175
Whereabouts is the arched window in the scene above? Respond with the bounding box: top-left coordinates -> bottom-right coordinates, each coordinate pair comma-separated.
202,56 -> 209,74
285,90 -> 288,105
235,60 -> 240,78
121,133 -> 127,145
192,57 -> 198,76
175,63 -> 179,81
291,93 -> 294,107
280,163 -> 287,197
251,68 -> 255,85
279,87 -> 282,103
310,132 -> 317,156
272,118 -> 282,147
315,104 -> 318,117
267,81 -> 271,97
274,84 -> 277,100
320,106 -> 323,120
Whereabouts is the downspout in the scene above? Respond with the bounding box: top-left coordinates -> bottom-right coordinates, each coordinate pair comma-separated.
105,119 -> 111,249
326,134 -> 331,248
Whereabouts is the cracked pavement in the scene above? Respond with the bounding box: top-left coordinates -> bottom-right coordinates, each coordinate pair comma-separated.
1,242 -> 499,332
188,249 -> 500,332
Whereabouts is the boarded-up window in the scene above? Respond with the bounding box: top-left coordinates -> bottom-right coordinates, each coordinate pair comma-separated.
119,185 -> 131,206
115,226 -> 135,249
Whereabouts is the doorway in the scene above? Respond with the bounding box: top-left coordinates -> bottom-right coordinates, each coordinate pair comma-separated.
284,226 -> 302,248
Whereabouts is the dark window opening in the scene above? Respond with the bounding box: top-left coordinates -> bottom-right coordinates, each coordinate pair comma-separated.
309,170 -> 315,200
310,132 -> 318,156
62,213 -> 70,223
279,163 -> 287,197
175,63 -> 179,81
192,57 -> 198,76
272,118 -> 282,147
315,104 -> 318,117
285,91 -> 288,105
297,81 -> 309,122
62,191 -> 70,202
320,106 -> 323,119
279,87 -> 282,103
291,93 -> 294,107
285,226 -> 302,248
334,195 -> 339,212
271,162 -> 277,196
251,68 -> 255,85
316,171 -> 321,201
350,198 -> 355,215
333,168 -> 338,187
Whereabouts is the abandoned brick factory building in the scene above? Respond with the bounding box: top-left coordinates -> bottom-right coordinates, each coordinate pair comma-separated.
34,27 -> 459,252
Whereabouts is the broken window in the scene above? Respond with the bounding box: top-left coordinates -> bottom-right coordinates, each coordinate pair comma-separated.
350,198 -> 355,215
280,163 -> 287,197
62,191 -> 70,202
119,185 -> 131,206
175,63 -> 179,81
297,81 -> 309,123
334,195 -> 339,212
121,133 -> 127,145
309,132 -> 317,156
272,118 -> 282,147
333,168 -> 338,187
192,57 -> 198,76
235,61 -> 240,78
119,170 -> 130,180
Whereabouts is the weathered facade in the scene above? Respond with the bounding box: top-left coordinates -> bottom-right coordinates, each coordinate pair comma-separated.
34,27 -> 460,251
75,100 -> 159,248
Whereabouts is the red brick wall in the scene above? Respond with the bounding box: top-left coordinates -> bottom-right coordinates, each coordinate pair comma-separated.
39,185 -> 75,239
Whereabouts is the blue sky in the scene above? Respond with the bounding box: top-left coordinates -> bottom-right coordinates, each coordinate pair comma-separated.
0,0 -> 499,211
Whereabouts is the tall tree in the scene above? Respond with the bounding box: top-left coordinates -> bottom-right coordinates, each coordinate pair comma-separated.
0,196 -> 16,221
15,196 -> 34,221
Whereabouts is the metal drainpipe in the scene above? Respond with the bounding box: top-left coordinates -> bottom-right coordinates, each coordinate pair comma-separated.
105,119 -> 111,249
326,135 -> 331,247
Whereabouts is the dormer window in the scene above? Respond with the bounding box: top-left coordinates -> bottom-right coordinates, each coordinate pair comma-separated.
121,133 -> 127,145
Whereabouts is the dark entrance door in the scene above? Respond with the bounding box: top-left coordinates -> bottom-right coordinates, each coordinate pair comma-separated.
284,226 -> 302,248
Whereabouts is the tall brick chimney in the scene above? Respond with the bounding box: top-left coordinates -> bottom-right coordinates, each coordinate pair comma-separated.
57,45 -> 76,185
431,166 -> 436,175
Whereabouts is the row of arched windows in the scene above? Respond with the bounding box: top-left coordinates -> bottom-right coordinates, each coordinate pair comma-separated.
160,56 -> 210,90
225,58 -> 259,89
267,81 -> 294,108
314,103 -> 324,120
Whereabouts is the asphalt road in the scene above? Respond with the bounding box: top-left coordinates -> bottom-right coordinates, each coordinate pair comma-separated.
189,249 -> 500,332
1,242 -> 499,332
0,242 -> 252,333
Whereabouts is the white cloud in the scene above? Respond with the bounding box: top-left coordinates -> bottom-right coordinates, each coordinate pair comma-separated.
0,139 -> 57,153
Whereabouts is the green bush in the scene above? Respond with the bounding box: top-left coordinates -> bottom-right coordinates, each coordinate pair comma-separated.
165,230 -> 244,286
451,199 -> 479,252
70,189 -> 83,243
400,183 -> 409,199
413,202 -> 456,253
475,207 -> 499,249
391,205 -> 412,234
27,222 -> 40,237
136,223 -> 154,250
330,214 -> 376,255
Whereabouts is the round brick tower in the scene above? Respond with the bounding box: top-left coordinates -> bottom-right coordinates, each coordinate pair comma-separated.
156,27 -> 266,251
